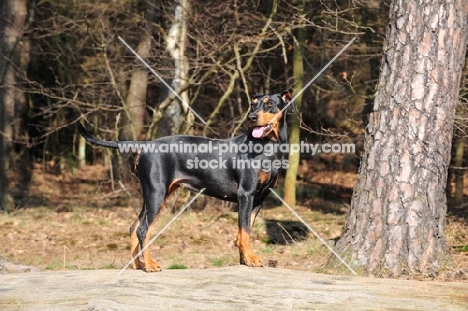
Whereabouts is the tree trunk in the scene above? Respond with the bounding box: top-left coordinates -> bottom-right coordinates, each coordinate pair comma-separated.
13,3 -> 32,199
122,0 -> 162,141
283,19 -> 305,207
331,0 -> 468,276
115,0 -> 155,181
77,135 -> 86,169
124,32 -> 151,140
0,0 -> 28,211
164,0 -> 190,135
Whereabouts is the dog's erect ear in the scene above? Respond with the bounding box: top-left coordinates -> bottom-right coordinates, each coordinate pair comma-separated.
281,90 -> 292,103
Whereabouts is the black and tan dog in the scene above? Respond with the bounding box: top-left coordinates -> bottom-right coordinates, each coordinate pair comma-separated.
78,91 -> 292,272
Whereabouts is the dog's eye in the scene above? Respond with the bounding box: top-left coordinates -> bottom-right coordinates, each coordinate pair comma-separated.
265,102 -> 273,108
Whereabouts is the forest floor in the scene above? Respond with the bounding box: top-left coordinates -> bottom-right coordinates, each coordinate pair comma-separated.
1,162 -> 468,281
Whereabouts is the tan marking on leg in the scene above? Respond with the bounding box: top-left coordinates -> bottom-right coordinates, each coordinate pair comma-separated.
130,219 -> 145,270
236,228 -> 262,267
141,180 -> 181,272
142,220 -> 161,272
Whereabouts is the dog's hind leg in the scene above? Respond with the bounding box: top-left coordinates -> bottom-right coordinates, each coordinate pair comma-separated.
129,207 -> 145,270
136,180 -> 180,272
136,188 -> 165,272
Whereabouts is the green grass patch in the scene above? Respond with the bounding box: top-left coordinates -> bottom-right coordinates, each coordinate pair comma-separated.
98,219 -> 109,226
208,257 -> 227,267
454,245 -> 468,252
261,245 -> 275,254
100,263 -> 119,269
306,246 -> 319,256
45,262 -> 74,270
106,243 -> 118,250
167,263 -> 188,270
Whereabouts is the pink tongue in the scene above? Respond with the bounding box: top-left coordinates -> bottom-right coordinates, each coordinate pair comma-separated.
252,126 -> 266,138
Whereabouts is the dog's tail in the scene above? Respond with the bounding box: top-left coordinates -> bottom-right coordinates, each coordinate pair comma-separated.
78,123 -> 120,149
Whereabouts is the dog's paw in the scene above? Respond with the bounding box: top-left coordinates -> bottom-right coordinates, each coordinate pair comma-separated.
144,260 -> 161,272
241,254 -> 263,267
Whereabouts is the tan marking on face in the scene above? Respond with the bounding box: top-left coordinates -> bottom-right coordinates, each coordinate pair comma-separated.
254,110 -> 283,141
263,97 -> 270,103
252,98 -> 258,104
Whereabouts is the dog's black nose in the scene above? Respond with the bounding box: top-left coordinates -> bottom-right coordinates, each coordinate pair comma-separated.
248,113 -> 258,122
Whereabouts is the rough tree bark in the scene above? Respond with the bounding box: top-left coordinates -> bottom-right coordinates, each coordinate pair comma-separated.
0,0 -> 28,211
13,1 -> 32,198
331,0 -> 468,276
111,0 -> 156,181
162,0 -> 191,135
124,32 -> 151,140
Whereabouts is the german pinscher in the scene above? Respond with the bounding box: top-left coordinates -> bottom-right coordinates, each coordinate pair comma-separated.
78,90 -> 292,272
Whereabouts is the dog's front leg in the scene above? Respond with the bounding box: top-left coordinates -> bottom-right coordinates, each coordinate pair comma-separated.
236,192 -> 263,267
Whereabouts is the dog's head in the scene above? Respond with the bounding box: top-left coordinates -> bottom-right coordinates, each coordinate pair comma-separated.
248,91 -> 292,141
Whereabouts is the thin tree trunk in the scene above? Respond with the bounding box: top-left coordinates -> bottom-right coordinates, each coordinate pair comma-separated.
176,0 -> 191,134
164,0 -> 190,135
77,135 -> 86,169
283,17 -> 305,207
330,0 -> 468,276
